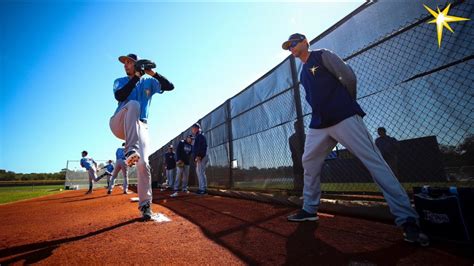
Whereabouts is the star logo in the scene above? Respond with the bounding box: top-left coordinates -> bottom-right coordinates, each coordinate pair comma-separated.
423,3 -> 470,48
309,66 -> 319,76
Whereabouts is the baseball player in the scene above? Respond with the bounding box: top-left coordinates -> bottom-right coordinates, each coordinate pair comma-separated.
80,151 -> 105,194
282,33 -> 429,246
108,143 -> 130,194
164,145 -> 176,189
98,160 -> 114,188
171,135 -> 193,197
109,53 -> 174,220
191,123 -> 208,195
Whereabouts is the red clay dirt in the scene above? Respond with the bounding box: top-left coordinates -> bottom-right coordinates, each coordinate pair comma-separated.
0,188 -> 472,265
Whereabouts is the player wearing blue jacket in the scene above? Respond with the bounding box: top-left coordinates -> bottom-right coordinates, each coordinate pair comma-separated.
191,123 -> 208,194
98,160 -> 114,189
171,135 -> 193,197
109,53 -> 174,220
164,145 -> 177,189
282,33 -> 428,246
108,143 -> 129,194
80,151 -> 105,194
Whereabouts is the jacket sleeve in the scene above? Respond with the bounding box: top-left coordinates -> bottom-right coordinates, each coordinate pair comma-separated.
320,49 -> 357,100
196,135 -> 208,157
177,142 -> 185,161
114,76 -> 140,101
153,73 -> 174,91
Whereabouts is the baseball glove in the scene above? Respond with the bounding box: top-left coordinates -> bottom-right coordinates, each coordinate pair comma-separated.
134,59 -> 156,75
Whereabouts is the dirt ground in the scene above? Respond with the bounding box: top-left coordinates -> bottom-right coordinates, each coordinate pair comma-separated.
0,188 -> 472,265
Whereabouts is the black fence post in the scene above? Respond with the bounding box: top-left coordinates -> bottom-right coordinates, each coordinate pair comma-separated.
226,99 -> 234,189
290,55 -> 305,194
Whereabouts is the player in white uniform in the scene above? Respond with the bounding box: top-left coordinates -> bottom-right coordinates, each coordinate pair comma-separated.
80,151 -> 105,194
108,143 -> 129,194
109,53 -> 174,220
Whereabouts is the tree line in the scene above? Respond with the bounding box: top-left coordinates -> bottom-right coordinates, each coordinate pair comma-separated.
0,169 -> 66,181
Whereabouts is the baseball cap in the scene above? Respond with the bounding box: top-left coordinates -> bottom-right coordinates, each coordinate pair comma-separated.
282,33 -> 306,50
192,123 -> 201,129
118,53 -> 138,64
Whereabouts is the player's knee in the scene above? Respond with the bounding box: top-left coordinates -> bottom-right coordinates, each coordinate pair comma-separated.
302,153 -> 312,166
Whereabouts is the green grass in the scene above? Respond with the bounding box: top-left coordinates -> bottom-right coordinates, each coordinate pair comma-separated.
232,180 -> 474,193
0,185 -> 65,204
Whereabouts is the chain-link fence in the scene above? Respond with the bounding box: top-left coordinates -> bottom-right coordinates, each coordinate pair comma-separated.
64,160 -> 137,190
150,0 -> 473,195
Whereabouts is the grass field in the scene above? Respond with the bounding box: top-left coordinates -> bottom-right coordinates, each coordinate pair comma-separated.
0,185 -> 65,204
232,180 -> 474,194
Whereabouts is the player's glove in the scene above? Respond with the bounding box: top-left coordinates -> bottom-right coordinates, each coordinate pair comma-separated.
134,59 -> 156,75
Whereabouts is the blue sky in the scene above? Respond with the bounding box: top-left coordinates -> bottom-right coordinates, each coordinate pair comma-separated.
0,1 -> 363,173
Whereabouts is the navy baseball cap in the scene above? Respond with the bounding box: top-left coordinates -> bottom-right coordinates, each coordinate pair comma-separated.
282,33 -> 306,50
192,123 -> 201,129
118,53 -> 138,64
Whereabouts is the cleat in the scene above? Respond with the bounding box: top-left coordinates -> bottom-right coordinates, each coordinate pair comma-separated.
139,202 -> 153,221
287,209 -> 319,222
125,150 -> 140,167
402,218 -> 430,247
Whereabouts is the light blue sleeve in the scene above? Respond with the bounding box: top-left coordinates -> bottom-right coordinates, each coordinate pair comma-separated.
113,77 -> 129,93
141,75 -> 162,96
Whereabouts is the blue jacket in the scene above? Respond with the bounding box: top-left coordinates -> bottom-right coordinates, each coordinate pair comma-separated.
192,133 -> 207,158
113,75 -> 162,122
176,140 -> 193,165
104,163 -> 114,173
80,157 -> 96,170
164,152 -> 176,170
300,50 -> 365,129
116,147 -> 125,160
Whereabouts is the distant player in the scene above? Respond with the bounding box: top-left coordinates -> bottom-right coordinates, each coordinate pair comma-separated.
191,123 -> 208,195
171,135 -> 193,197
98,160 -> 114,190
108,143 -> 129,194
109,53 -> 174,220
80,150 -> 105,194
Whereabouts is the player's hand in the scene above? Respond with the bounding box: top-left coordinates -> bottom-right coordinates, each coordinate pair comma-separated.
145,69 -> 156,76
195,157 -> 201,162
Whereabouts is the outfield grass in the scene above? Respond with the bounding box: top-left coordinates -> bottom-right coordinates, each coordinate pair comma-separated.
0,185 -> 65,204
232,180 -> 474,194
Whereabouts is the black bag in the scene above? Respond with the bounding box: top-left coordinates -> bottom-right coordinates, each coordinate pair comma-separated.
413,186 -> 473,244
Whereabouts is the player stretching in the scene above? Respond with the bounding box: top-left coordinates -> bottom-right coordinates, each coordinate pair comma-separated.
80,151 -> 105,194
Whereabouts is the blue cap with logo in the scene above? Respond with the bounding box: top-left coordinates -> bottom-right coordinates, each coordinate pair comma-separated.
282,33 -> 306,50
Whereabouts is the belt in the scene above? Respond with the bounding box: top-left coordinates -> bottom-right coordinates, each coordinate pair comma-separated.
140,119 -> 147,124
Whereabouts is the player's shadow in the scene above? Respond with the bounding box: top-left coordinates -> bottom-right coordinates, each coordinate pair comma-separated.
37,194 -> 86,202
61,194 -> 122,203
0,218 -> 141,264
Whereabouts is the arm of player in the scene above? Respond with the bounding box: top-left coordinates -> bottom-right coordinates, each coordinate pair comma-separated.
144,69 -> 174,91
114,77 -> 140,101
321,49 -> 357,100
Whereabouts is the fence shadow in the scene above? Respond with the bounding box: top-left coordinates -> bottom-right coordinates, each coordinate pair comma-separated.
152,190 -> 443,265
